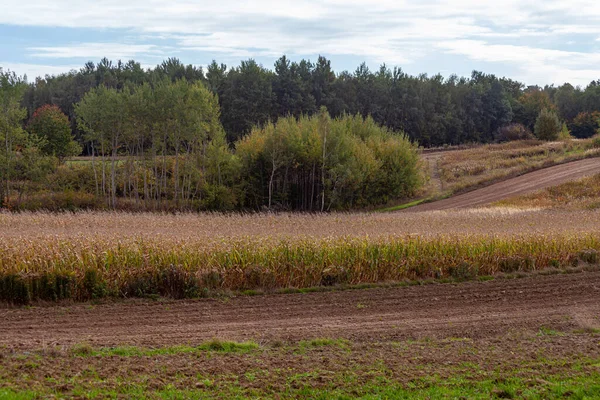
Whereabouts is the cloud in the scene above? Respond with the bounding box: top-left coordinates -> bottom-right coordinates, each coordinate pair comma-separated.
28,43 -> 162,59
2,0 -> 600,84
437,40 -> 600,85
0,62 -> 80,80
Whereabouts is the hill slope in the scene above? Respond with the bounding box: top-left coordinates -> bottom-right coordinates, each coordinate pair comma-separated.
408,157 -> 600,211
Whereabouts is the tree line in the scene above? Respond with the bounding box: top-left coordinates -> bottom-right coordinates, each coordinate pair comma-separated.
21,56 -> 600,148
3,55 -> 600,211
1,67 -> 421,211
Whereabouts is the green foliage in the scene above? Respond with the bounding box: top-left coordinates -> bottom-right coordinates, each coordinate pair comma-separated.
534,108 -> 562,141
570,111 -> 600,139
0,69 -> 57,209
0,68 -> 28,207
74,79 -> 237,210
515,90 -> 556,131
196,340 -> 259,353
0,273 -> 73,305
27,105 -> 81,160
6,57 -> 600,211
557,122 -> 572,140
218,59 -> 274,141
19,57 -> 563,149
237,109 -> 422,210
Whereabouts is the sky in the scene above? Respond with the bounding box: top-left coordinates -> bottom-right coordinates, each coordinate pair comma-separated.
1,0 -> 600,86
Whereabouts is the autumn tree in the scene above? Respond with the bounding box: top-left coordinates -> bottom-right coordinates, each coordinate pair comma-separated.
27,104 -> 81,161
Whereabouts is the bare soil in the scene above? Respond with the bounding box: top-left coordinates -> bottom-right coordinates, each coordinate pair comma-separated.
409,157 -> 600,211
2,271 -> 599,351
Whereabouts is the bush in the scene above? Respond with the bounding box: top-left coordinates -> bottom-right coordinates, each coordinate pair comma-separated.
557,123 -> 572,140
534,108 -> 562,141
494,123 -> 534,142
8,191 -> 104,211
236,109 -> 422,210
570,112 -> 600,139
48,164 -> 98,193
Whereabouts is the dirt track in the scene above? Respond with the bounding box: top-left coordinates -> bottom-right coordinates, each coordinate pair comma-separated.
1,271 -> 599,351
409,157 -> 600,211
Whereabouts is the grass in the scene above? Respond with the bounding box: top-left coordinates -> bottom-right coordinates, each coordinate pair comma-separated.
435,138 -> 600,196
70,340 -> 259,358
376,197 -> 429,212
376,139 -> 600,211
2,378 -> 599,399
298,338 -> 351,350
537,327 -> 565,337
2,335 -> 600,399
495,173 -> 600,210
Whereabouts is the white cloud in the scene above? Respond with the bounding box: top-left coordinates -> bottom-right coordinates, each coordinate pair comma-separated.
437,40 -> 600,85
2,0 -> 600,84
0,62 -> 80,80
28,43 -> 162,59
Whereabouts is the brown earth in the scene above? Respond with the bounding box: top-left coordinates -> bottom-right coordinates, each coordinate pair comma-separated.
409,157 -> 600,211
1,271 -> 599,351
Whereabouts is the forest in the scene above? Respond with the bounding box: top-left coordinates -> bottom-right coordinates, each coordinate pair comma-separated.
1,55 -> 600,211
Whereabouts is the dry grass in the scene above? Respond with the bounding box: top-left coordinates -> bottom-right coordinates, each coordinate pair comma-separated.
435,139 -> 600,195
494,173 -> 600,210
2,210 -> 600,304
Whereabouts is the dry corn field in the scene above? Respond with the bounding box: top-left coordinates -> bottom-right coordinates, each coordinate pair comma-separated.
2,209 -> 600,304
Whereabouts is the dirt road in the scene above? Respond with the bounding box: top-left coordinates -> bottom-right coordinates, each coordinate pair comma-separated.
1,271 -> 599,351
409,157 -> 600,211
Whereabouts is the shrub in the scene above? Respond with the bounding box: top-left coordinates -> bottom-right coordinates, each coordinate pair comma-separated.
534,108 -> 562,141
495,123 -> 534,142
48,164 -> 98,193
8,191 -> 104,211
570,112 -> 600,139
557,123 -> 572,140
236,109 -> 422,210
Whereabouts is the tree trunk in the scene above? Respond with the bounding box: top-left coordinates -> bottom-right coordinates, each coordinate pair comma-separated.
321,131 -> 327,212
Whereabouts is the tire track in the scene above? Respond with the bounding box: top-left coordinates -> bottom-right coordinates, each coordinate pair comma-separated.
408,157 -> 600,211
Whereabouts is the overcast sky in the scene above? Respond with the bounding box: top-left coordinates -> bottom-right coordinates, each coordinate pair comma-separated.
1,0 -> 600,86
